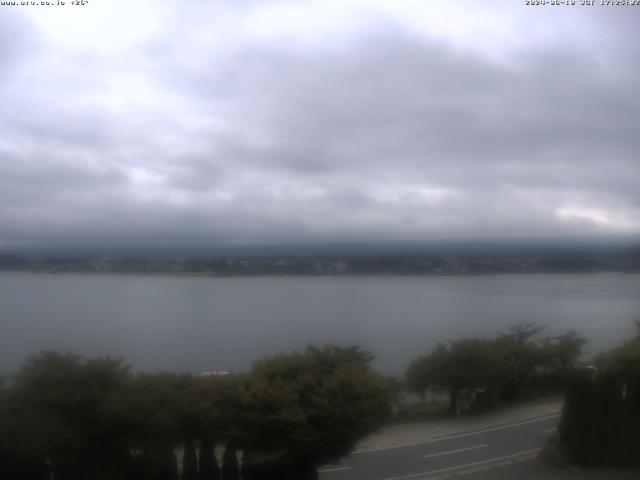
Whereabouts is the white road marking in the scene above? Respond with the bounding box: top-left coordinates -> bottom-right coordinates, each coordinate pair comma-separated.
516,453 -> 539,462
541,428 -> 556,434
458,465 -> 493,475
317,466 -> 352,473
379,448 -> 542,480
422,444 -> 488,459
353,414 -> 560,455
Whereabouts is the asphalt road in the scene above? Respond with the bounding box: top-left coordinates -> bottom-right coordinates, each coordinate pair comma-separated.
318,413 -> 560,480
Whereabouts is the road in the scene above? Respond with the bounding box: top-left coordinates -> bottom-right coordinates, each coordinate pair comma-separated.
318,413 -> 560,480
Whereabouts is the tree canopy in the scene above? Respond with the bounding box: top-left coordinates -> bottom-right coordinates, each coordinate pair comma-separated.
406,324 -> 586,414
239,345 -> 391,479
1,345 -> 392,480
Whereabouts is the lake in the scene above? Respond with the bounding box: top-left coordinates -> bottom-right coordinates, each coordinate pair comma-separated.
1,272 -> 639,376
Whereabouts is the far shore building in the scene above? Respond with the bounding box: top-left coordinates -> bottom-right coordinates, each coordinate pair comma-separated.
199,370 -> 230,377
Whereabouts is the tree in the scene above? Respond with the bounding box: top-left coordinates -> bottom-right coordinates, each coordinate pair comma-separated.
238,345 -> 391,479
192,374 -> 243,480
3,345 -> 390,479
595,321 -> 640,379
406,356 -> 431,400
407,339 -> 501,414
193,374 -> 243,449
541,330 -> 586,376
493,323 -> 547,400
8,352 -> 134,480
406,323 -> 581,412
122,373 -> 187,479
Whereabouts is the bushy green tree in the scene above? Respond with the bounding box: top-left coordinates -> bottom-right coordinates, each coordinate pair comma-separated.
541,330 -> 587,381
596,322 -> 640,378
192,374 -> 243,480
193,374 -> 243,447
406,355 -> 432,400
8,352 -> 133,479
2,375 -> 56,480
238,345 -> 391,479
3,345 -> 390,479
407,339 -> 501,414
121,373 -> 189,479
494,323 -> 547,399
407,324 -> 586,413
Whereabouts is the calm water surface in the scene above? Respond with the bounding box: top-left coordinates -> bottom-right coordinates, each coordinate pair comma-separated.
1,272 -> 639,375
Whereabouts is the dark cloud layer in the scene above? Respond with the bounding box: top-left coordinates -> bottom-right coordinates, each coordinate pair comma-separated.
0,1 -> 638,248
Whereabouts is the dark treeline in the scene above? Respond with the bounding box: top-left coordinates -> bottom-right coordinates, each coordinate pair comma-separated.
0,346 -> 391,480
406,323 -> 586,415
1,246 -> 639,276
556,324 -> 640,468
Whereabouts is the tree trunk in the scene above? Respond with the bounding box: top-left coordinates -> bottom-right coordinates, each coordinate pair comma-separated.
448,389 -> 458,415
182,438 -> 198,480
198,435 -> 220,480
221,443 -> 239,480
158,446 -> 179,480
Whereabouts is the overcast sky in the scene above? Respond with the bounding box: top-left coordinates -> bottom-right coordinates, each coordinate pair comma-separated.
1,0 -> 639,249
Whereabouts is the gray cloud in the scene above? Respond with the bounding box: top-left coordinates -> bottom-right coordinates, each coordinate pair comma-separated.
0,1 -> 638,248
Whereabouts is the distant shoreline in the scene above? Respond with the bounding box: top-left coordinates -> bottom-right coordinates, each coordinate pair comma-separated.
1,249 -> 638,278
1,269 -> 637,279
